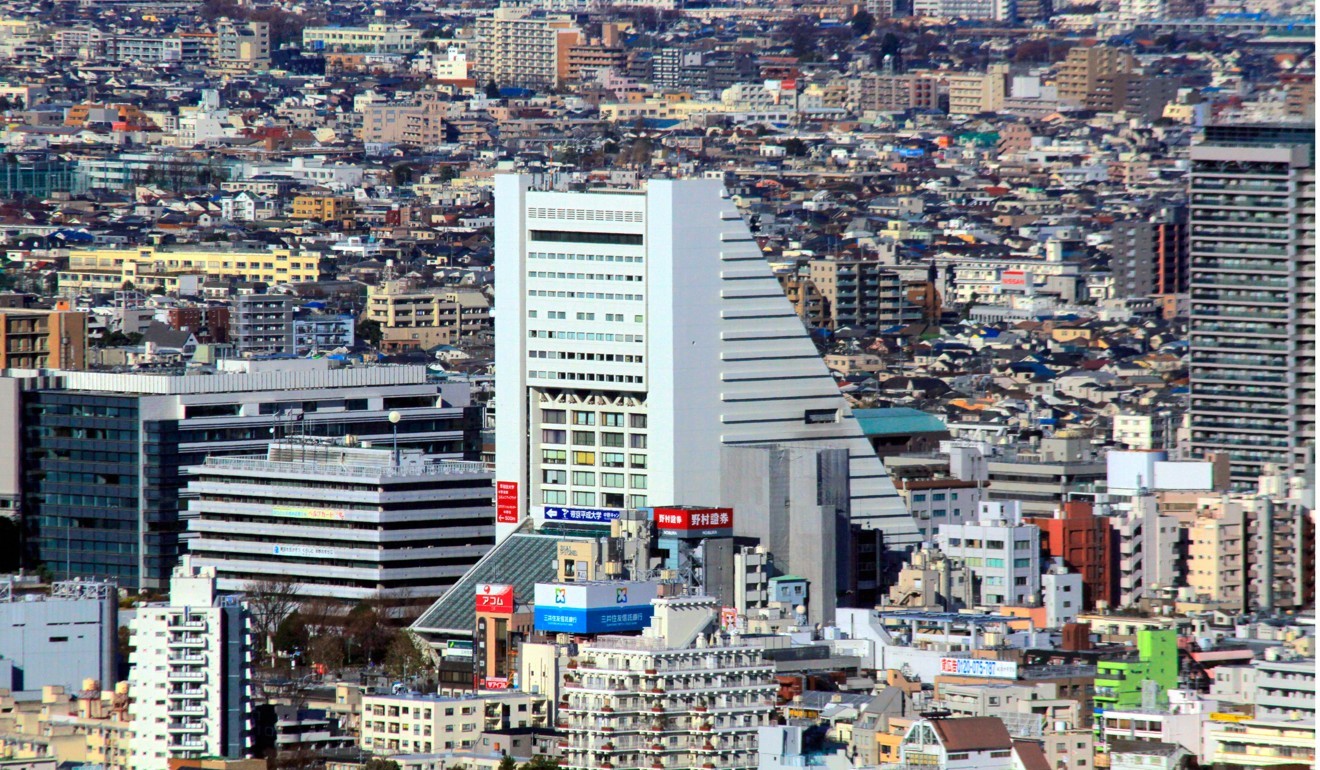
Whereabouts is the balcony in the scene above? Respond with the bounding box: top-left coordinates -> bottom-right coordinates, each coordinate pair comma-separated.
167,722 -> 208,733
168,670 -> 207,683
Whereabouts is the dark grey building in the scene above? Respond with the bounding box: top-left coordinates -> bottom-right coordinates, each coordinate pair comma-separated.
1188,124 -> 1315,485
0,360 -> 483,589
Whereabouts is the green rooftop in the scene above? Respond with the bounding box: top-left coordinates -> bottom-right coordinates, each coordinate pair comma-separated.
852,407 -> 946,437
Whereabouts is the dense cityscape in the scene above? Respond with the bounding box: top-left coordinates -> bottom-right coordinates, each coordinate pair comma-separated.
0,0 -> 1313,769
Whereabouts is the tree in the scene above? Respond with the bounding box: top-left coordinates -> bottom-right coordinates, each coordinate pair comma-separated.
391,164 -> 413,186
356,317 -> 382,348
521,758 -> 560,770
346,602 -> 393,664
850,9 -> 874,36
308,633 -> 346,671
383,630 -> 428,679
362,761 -> 400,770
273,610 -> 309,658
485,79 -> 501,99
243,577 -> 301,667
498,756 -> 518,770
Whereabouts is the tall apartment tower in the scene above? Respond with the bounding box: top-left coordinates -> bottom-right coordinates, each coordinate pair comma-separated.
494,175 -> 918,546
128,558 -> 252,770
1188,124 -> 1316,485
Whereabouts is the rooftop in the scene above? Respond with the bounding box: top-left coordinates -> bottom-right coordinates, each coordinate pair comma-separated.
853,407 -> 948,437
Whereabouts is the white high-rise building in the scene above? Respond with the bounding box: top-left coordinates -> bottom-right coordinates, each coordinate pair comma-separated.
493,175 -> 917,546
128,558 -> 253,770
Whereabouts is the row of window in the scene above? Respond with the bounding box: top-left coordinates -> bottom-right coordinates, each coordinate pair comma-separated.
910,492 -> 960,502
543,410 -> 647,428
529,290 -> 642,301
527,330 -> 644,343
947,538 -> 1033,550
530,350 -> 643,363
529,270 -> 643,283
529,251 -> 643,263
542,470 -> 647,489
541,430 -> 648,449
542,490 -> 647,508
530,310 -> 643,323
543,450 -> 646,469
530,371 -> 645,384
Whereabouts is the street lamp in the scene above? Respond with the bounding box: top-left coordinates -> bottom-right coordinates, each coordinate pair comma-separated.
388,410 -> 401,468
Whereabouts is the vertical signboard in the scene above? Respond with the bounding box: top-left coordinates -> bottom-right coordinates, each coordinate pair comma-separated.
496,481 -> 519,523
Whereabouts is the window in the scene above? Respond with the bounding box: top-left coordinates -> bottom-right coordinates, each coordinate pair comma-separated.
602,412 -> 624,427
1014,558 -> 1031,568
543,449 -> 566,465
602,452 -> 625,468
630,414 -> 647,428
630,454 -> 647,468
932,493 -> 946,501
542,429 -> 566,444
601,473 -> 625,488
933,509 -> 947,517
987,540 -> 1005,550
912,494 -> 927,502
948,538 -> 961,546
572,431 -> 595,446
573,451 -> 596,465
573,411 -> 596,426
1014,539 -> 1031,549
543,489 -> 566,504
986,558 -> 1005,568
541,409 -> 566,424
572,491 -> 596,506
576,312 -> 594,321
630,434 -> 647,449
601,432 -> 625,447
543,469 -> 566,485
1015,576 -> 1028,585
530,230 -> 642,245
631,474 -> 647,489
629,494 -> 648,508
572,471 -> 596,486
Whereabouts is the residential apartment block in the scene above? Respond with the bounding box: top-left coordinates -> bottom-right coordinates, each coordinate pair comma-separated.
58,247 -> 323,296
1188,124 -> 1315,485
0,308 -> 87,370
127,559 -> 253,770
472,8 -> 580,89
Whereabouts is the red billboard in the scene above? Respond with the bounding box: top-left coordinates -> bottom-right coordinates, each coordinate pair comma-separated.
496,481 -> 519,523
653,507 -> 733,538
1002,270 -> 1027,288
482,677 -> 509,690
476,583 -> 514,616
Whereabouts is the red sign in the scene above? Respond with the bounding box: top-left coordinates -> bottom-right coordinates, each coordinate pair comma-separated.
496,481 -> 519,524
1002,270 -> 1027,288
654,507 -> 733,533
476,583 -> 514,616
483,677 -> 509,690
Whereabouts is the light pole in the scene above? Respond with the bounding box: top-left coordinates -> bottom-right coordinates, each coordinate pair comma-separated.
388,410 -> 401,469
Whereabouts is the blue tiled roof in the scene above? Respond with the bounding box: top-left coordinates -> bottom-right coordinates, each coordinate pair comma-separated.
852,407 -> 947,437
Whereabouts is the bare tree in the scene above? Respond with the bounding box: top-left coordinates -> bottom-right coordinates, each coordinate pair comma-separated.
243,576 -> 301,667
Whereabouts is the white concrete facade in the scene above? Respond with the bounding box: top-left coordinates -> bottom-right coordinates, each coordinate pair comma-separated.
493,175 -> 916,545
127,560 -> 252,770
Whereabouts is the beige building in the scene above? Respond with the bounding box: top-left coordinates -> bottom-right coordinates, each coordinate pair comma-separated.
947,64 -> 1010,116
58,247 -> 322,295
359,692 -> 545,756
471,8 -> 580,89
0,684 -> 131,770
366,280 -> 492,351
214,19 -> 270,73
1057,45 -> 1138,112
0,308 -> 87,370
302,23 -> 421,53
362,93 -> 449,146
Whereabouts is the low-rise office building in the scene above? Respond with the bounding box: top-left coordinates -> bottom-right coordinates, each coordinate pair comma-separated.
186,440 -> 494,608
